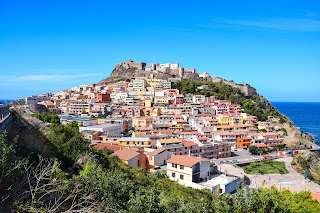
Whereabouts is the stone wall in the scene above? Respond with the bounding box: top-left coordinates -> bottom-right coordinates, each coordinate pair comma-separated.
211,77 -> 257,97
0,104 -> 12,133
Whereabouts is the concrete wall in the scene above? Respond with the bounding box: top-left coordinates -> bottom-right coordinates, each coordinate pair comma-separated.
153,150 -> 168,166
126,154 -> 140,167
167,163 -> 193,186
223,177 -> 241,194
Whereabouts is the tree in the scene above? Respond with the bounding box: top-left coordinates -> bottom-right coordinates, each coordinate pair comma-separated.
43,115 -> 52,123
50,114 -> 60,124
249,145 -> 259,155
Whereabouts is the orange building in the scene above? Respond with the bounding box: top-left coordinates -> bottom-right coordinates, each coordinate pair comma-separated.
236,137 -> 252,149
94,93 -> 110,102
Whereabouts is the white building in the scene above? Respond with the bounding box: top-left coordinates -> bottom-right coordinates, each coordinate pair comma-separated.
25,95 -> 51,105
133,79 -> 146,90
167,155 -> 241,194
162,80 -> 171,89
79,123 -> 123,134
69,101 -> 90,115
192,95 -> 205,103
199,72 -> 210,78
167,155 -> 211,186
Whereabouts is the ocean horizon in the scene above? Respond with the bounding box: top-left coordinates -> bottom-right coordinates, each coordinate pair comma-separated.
0,99 -> 17,104
272,102 -> 320,145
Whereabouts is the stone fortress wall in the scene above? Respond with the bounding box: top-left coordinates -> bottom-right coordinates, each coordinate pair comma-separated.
0,104 -> 12,132
107,59 -> 257,97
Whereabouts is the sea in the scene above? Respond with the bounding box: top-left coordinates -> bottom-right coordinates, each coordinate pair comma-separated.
272,102 -> 320,145
0,99 -> 16,104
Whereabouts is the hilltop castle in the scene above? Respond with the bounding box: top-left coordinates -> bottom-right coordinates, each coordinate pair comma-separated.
103,59 -> 256,97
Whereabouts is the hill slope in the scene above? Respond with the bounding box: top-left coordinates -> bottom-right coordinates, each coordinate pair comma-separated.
98,59 -> 315,149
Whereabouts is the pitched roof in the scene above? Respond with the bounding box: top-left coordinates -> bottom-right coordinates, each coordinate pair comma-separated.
311,192 -> 320,202
94,143 -> 123,151
196,136 -> 208,140
182,141 -> 197,147
260,132 -> 279,136
254,143 -> 269,148
167,155 -> 209,167
148,147 -> 167,156
111,148 -> 140,161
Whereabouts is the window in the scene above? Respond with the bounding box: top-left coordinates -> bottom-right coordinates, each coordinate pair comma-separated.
180,174 -> 184,180
172,172 -> 175,178
180,165 -> 184,170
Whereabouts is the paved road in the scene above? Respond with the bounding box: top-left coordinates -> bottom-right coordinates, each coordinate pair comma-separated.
216,149 -> 263,164
247,156 -> 320,193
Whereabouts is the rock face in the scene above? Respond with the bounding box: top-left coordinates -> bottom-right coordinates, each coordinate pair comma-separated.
99,59 -> 202,84
98,59 -> 257,97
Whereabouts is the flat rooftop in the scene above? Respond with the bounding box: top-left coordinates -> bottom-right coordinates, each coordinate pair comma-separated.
198,174 -> 238,188
81,123 -> 122,128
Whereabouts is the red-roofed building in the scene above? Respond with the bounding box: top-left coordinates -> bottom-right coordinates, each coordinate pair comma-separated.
93,143 -> 123,152
167,155 -> 211,186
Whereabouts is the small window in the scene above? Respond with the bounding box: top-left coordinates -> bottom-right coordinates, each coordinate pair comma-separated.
180,174 -> 184,180
172,172 -> 175,178
180,165 -> 184,170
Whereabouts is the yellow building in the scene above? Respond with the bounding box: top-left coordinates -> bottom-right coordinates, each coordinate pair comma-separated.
100,136 -> 120,144
118,137 -> 150,146
144,98 -> 152,107
157,138 -> 181,146
146,78 -> 162,88
232,117 -> 243,125
217,116 -> 232,125
154,96 -> 168,105
132,117 -> 152,128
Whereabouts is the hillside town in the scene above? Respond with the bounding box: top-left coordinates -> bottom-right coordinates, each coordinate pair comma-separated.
21,64 -> 287,194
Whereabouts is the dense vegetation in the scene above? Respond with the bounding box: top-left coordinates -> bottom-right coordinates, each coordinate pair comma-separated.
249,145 -> 273,155
172,79 -> 284,122
1,119 -> 320,212
32,112 -> 60,124
243,159 -> 289,175
292,152 -> 320,184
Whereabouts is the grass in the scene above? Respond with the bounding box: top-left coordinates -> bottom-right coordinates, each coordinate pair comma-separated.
243,159 -> 289,175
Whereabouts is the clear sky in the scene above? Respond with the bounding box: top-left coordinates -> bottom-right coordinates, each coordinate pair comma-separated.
0,0 -> 319,101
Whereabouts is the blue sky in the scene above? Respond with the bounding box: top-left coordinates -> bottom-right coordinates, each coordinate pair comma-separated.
0,0 -> 319,101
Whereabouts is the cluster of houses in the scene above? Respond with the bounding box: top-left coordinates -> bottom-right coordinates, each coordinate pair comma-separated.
24,75 -> 285,193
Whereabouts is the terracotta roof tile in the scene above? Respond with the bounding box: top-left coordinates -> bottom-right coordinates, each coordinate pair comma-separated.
148,147 -> 167,156
182,141 -> 197,147
111,148 -> 140,161
167,155 -> 209,167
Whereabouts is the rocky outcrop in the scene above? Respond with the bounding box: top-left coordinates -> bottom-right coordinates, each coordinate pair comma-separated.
99,60 -> 257,97
99,59 -> 204,84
